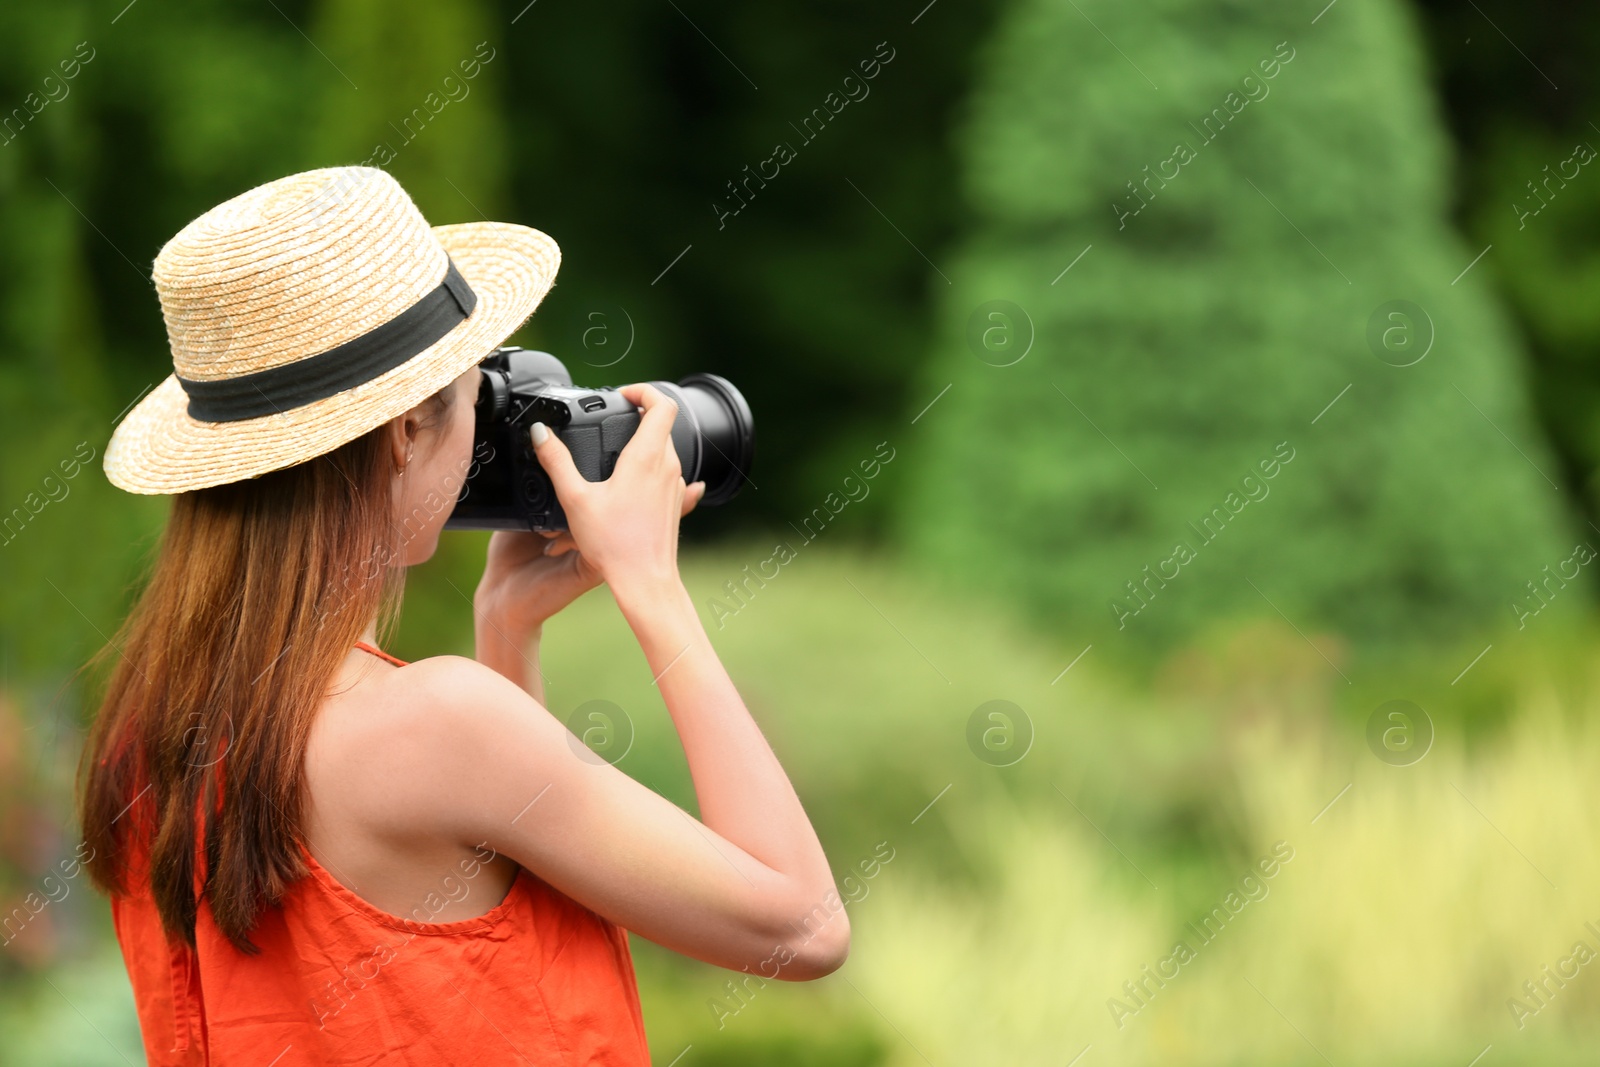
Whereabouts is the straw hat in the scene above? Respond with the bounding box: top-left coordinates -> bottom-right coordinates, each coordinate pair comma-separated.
103,166 -> 561,494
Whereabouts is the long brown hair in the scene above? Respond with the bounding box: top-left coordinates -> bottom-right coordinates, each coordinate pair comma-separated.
77,384 -> 456,952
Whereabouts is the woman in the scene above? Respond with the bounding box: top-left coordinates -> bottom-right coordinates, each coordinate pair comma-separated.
77,167 -> 848,1065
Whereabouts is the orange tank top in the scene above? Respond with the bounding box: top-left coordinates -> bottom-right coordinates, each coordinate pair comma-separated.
109,640 -> 651,1066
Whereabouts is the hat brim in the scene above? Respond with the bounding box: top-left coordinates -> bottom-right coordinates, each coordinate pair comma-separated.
103,222 -> 560,495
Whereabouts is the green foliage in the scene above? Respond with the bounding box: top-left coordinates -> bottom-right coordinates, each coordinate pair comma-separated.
0,948 -> 143,1066
1412,1 -> 1600,536
309,0 -> 506,214
1453,92 -> 1600,529
0,2 -> 159,679
892,0 -> 1581,655
849,700 -> 1600,1066
687,1027 -> 886,1067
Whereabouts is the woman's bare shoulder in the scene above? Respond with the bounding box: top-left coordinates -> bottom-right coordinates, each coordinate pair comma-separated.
339,653 -> 524,715
310,654 -> 554,842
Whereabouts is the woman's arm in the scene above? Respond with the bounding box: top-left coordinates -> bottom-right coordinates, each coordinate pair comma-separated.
386,624 -> 847,978
609,574 -> 841,929
472,613 -> 545,703
390,383 -> 846,976
470,530 -> 590,704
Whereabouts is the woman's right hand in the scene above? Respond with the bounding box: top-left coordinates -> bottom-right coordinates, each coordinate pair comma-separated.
528,382 -> 706,596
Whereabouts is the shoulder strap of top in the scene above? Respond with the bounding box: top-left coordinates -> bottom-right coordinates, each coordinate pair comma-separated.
354,640 -> 409,667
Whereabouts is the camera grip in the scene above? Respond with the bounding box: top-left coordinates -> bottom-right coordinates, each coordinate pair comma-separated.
561,425 -> 606,481
564,410 -> 643,482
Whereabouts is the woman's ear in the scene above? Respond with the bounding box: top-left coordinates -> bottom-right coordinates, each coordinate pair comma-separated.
387,413 -> 417,474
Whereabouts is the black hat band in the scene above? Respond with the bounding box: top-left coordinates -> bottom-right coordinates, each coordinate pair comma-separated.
175,256 -> 478,423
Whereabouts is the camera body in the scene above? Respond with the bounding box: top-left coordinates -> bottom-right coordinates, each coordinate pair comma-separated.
444,347 -> 754,532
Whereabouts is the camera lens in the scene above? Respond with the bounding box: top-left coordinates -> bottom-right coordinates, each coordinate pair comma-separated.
663,373 -> 754,507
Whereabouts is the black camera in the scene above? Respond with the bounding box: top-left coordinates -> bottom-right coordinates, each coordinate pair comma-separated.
443,347 -> 755,532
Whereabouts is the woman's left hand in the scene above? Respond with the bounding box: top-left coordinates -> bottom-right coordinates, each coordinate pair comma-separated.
475,529 -> 601,636
475,480 -> 707,635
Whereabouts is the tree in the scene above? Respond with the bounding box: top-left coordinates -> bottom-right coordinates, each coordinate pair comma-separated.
892,0 -> 1580,654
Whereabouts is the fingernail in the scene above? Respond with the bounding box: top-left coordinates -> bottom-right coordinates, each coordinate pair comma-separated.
531,422 -> 549,446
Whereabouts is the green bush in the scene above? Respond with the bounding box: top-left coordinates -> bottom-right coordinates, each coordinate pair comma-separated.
892,0 -> 1582,655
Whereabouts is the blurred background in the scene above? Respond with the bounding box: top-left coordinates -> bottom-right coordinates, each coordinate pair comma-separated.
5,0 -> 1600,1063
